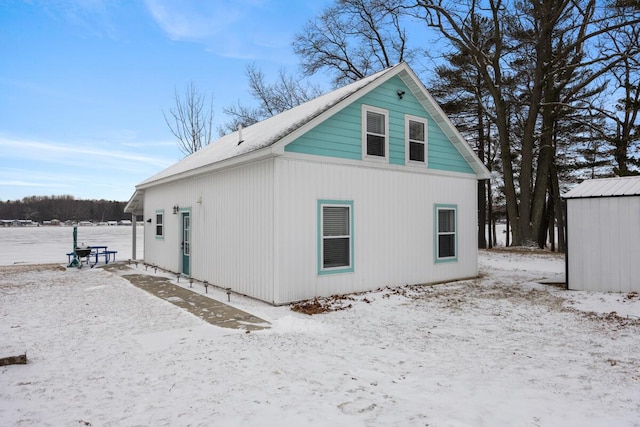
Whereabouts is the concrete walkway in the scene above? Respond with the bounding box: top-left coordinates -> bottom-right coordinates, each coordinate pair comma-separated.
102,264 -> 270,331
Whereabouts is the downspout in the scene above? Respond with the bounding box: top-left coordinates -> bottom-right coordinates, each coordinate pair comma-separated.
131,213 -> 137,260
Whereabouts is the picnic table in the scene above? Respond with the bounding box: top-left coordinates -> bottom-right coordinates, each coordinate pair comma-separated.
66,246 -> 118,267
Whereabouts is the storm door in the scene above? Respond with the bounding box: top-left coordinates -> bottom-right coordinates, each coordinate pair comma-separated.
181,212 -> 190,275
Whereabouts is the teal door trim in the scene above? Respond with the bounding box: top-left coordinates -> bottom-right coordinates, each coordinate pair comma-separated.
180,210 -> 191,275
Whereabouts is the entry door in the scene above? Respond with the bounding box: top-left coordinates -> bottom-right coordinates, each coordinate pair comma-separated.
181,212 -> 190,275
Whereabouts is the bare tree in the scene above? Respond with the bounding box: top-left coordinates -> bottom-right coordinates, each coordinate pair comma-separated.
294,0 -> 416,86
219,64 -> 322,135
594,14 -> 640,176
410,0 -> 640,246
291,0 -> 640,247
164,81 -> 215,156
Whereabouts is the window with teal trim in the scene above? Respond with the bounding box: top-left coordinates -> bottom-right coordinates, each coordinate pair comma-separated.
436,205 -> 456,261
318,200 -> 354,274
155,211 -> 164,238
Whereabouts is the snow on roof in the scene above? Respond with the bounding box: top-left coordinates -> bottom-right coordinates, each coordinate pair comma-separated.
563,176 -> 640,199
138,65 -> 401,188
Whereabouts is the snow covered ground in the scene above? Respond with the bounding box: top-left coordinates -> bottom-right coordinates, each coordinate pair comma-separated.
1,228 -> 639,426
0,225 -> 143,266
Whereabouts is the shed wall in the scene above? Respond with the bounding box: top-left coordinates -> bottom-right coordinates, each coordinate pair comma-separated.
272,157 -> 479,304
567,196 -> 640,292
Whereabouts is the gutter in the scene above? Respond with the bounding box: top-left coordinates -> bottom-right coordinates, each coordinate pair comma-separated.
137,147 -> 276,190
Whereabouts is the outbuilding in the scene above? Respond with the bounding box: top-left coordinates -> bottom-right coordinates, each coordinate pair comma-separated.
564,176 -> 640,292
125,62 -> 490,304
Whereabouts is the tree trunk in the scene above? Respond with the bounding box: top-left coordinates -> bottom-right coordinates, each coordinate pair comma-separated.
550,162 -> 566,253
477,101 -> 487,248
487,180 -> 496,248
495,99 -> 519,246
478,181 -> 487,248
530,122 -> 554,247
506,214 -> 510,247
547,188 -> 555,251
537,196 -> 549,249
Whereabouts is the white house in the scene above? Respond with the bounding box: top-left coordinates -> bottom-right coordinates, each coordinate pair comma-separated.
125,62 -> 490,304
564,176 -> 640,292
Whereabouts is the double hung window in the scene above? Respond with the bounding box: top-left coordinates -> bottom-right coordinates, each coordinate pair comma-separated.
155,211 -> 164,238
318,201 -> 354,274
362,105 -> 388,160
406,115 -> 427,164
435,205 -> 457,261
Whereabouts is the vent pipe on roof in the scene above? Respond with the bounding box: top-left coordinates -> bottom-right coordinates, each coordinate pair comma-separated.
237,124 -> 244,145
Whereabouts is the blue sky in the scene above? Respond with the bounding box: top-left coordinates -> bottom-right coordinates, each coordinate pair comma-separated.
0,0 -> 330,202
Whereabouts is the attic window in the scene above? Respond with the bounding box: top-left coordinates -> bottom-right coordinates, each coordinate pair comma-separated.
362,105 -> 389,160
405,115 -> 428,165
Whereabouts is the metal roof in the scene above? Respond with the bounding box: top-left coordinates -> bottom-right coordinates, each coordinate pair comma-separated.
563,176 -> 640,199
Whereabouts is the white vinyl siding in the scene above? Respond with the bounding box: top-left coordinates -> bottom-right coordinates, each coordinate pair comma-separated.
405,115 -> 427,165
274,158 -> 478,304
435,205 -> 457,262
362,105 -> 389,161
318,200 -> 354,275
155,211 -> 164,238
142,159 -> 275,303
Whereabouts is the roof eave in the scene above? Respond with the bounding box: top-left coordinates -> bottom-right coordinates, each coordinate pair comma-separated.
124,189 -> 145,215
272,63 -> 406,154
136,146 -> 276,190
398,68 -> 491,180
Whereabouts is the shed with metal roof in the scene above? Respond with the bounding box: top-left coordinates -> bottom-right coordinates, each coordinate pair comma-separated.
564,176 -> 640,292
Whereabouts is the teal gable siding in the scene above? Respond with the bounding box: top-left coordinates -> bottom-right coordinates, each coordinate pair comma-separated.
285,76 -> 475,174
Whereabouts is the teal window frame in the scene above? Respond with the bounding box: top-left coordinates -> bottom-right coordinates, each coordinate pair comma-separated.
155,210 -> 164,239
434,204 -> 457,262
317,200 -> 354,275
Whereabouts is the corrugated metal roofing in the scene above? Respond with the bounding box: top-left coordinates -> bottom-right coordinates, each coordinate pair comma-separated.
563,176 -> 640,199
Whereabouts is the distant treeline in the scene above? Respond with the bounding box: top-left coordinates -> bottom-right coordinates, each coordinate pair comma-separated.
0,195 -> 127,223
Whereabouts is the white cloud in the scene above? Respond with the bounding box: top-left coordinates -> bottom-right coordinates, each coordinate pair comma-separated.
143,0 -> 244,41
0,136 -> 175,200
142,0 -> 296,60
0,137 -> 172,169
37,0 -> 120,39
